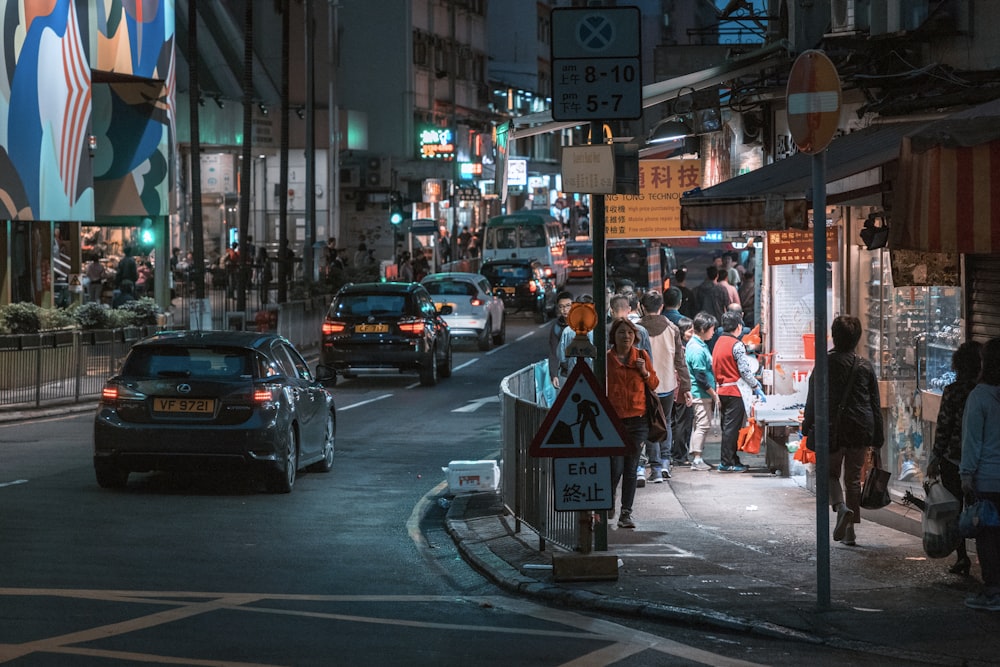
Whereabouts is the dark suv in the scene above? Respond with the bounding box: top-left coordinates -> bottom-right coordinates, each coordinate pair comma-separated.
319,282 -> 453,386
480,259 -> 555,322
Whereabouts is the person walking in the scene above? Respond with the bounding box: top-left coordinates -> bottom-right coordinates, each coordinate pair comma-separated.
548,291 -> 574,389
692,266 -> 727,323
671,316 -> 696,467
606,317 -> 659,529
801,315 -> 883,547
673,269 -> 696,319
711,310 -> 767,473
256,246 -> 273,305
928,341 -> 983,575
685,312 -> 719,471
960,338 -> 1000,610
638,290 -> 691,482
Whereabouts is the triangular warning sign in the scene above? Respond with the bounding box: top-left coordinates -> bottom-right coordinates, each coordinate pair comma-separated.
69,274 -> 81,286
529,361 -> 629,457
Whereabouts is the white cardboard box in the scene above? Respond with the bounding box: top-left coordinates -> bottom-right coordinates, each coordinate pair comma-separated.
443,460 -> 500,494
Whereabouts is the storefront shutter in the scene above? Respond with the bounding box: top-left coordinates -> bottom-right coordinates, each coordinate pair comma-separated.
967,256 -> 1000,343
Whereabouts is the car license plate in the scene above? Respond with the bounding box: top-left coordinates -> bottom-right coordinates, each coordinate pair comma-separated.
499,287 -> 515,295
153,397 -> 215,414
355,323 -> 388,333
435,302 -> 456,312
572,259 -> 584,267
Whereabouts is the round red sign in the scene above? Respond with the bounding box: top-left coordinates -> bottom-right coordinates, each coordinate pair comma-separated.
785,50 -> 842,155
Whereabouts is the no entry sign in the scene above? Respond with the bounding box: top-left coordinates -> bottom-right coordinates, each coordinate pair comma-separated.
786,50 -> 841,154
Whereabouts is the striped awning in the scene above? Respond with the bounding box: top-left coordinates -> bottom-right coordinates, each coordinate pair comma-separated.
891,99 -> 1000,254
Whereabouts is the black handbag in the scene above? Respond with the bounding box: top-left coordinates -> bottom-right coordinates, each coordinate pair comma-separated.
646,386 -> 668,443
860,447 -> 892,510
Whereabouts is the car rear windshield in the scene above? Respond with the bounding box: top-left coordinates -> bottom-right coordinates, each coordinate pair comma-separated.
332,293 -> 412,318
482,265 -> 532,281
423,280 -> 477,297
567,243 -> 592,256
122,347 -> 253,379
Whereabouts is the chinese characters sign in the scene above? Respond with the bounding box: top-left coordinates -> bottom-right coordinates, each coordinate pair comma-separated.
419,127 -> 454,160
766,227 -> 840,265
553,458 -> 613,511
605,159 -> 701,238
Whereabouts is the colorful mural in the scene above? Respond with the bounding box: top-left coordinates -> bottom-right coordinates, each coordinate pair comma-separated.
0,0 -> 174,223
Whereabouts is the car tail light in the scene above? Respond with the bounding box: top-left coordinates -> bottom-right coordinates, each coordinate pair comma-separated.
585,258 -> 594,267
253,386 -> 278,404
101,382 -> 145,406
398,318 -> 425,335
529,281 -> 538,294
470,298 -> 483,307
542,266 -> 554,277
323,320 -> 347,335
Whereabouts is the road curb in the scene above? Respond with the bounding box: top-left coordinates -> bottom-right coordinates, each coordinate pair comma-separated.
443,493 -> 822,645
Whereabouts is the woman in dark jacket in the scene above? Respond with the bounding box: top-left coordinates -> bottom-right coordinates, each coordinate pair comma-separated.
927,341 -> 983,575
801,315 -> 883,546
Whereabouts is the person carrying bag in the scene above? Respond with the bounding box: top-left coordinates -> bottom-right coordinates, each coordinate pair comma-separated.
801,315 -> 883,547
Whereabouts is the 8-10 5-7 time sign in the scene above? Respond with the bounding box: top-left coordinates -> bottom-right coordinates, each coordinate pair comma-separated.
551,7 -> 642,121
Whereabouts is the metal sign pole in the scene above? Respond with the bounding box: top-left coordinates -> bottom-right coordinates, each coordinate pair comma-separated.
813,151 -> 831,609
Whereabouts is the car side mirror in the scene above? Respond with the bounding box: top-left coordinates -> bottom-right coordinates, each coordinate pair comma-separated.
314,364 -> 336,385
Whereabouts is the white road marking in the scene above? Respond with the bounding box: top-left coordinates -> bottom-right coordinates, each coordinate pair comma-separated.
338,394 -> 393,411
452,358 -> 479,372
451,396 -> 499,413
515,331 -> 535,342
0,479 -> 28,488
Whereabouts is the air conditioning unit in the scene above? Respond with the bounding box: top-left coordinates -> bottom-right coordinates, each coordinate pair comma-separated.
340,166 -> 360,189
831,0 -> 856,32
365,156 -> 389,188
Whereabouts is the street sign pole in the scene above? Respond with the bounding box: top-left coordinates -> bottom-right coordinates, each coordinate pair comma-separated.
786,49 -> 841,611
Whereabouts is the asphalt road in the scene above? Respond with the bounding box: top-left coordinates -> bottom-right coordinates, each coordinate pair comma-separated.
0,284 -> 895,666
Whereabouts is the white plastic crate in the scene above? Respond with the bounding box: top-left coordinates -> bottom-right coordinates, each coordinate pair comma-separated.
443,460 -> 500,494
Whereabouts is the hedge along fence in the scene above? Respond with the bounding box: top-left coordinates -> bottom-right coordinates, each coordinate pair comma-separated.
0,326 -> 159,405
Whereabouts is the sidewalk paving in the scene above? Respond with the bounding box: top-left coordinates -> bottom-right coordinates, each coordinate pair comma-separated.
444,439 -> 1000,666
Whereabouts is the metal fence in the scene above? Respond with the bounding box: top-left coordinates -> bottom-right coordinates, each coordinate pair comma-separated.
0,297 -> 328,412
500,362 -> 579,552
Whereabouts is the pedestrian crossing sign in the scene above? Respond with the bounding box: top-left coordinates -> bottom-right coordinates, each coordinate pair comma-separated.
529,361 -> 628,458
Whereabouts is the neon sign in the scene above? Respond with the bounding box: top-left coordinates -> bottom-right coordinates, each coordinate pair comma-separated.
418,127 -> 455,160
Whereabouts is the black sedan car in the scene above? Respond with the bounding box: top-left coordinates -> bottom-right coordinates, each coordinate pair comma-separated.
480,259 -> 556,322
319,282 -> 453,386
93,331 -> 335,493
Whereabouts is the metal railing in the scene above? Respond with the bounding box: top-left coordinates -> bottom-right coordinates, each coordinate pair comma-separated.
0,298 -> 328,412
500,362 -> 579,552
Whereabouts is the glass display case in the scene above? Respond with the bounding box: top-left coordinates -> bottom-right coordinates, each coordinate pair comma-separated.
859,251 -> 962,492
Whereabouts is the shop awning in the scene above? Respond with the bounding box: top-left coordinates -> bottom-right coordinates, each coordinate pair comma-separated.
679,121 -> 930,232
511,41 -> 789,140
891,98 -> 1000,254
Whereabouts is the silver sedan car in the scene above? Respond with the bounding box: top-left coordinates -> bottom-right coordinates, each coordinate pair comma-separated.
421,272 -> 506,350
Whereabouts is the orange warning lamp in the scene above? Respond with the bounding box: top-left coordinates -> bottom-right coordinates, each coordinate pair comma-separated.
567,303 -> 598,335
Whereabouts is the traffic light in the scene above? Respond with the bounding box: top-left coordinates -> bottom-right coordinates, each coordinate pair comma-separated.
138,218 -> 155,252
389,191 -> 404,225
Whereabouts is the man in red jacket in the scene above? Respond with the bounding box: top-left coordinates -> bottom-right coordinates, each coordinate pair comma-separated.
711,310 -> 766,472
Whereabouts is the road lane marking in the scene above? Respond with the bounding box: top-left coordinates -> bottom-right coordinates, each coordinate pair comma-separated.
338,394 -> 393,411
0,480 -> 28,488
515,331 -> 535,342
452,358 -> 479,372
451,395 -> 499,413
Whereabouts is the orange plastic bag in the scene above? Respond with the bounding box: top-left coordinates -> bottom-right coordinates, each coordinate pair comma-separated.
794,438 -> 816,464
742,324 -> 761,347
737,407 -> 762,455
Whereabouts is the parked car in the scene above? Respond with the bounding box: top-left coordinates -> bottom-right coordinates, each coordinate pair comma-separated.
566,240 -> 594,281
93,330 -> 335,494
421,272 -> 506,350
480,258 -> 556,323
319,282 -> 453,386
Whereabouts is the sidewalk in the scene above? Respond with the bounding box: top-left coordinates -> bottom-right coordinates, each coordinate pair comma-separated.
444,438 -> 1000,666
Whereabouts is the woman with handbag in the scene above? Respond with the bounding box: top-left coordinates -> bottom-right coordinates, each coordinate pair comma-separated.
927,341 -> 983,575
960,338 -> 1000,611
606,317 -> 659,529
801,315 -> 883,546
